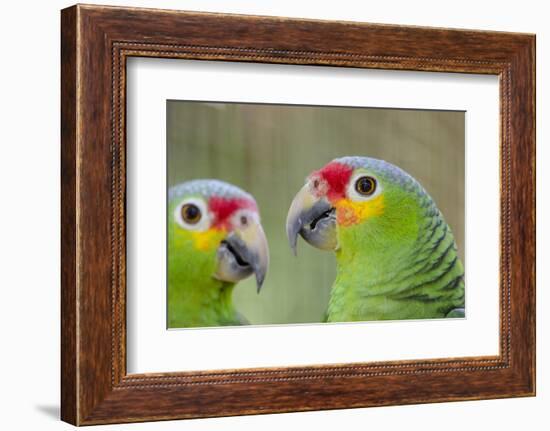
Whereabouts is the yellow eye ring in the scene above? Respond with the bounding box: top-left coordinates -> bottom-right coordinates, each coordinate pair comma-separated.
355,176 -> 377,196
181,203 -> 202,224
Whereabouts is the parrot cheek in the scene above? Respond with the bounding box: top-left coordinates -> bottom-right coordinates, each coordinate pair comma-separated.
334,196 -> 385,227
190,229 -> 226,252
336,205 -> 360,227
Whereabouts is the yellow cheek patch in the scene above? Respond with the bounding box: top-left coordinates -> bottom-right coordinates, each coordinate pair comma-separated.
335,195 -> 385,227
190,228 -> 226,252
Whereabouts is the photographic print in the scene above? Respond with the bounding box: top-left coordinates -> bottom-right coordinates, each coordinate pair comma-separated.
61,6 -> 535,423
167,101 -> 465,329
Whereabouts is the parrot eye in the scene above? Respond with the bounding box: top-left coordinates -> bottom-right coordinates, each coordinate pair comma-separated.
355,176 -> 377,196
181,203 -> 202,224
174,198 -> 210,231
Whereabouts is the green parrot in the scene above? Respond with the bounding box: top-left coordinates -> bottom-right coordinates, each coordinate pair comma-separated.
168,179 -> 269,328
286,156 -> 464,322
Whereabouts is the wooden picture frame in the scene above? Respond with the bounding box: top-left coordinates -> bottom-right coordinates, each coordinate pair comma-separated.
61,4 -> 535,425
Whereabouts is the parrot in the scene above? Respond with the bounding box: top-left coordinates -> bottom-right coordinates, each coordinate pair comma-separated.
286,156 -> 465,322
168,179 -> 269,328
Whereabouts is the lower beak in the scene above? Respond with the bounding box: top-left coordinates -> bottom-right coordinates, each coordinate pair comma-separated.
286,184 -> 338,255
215,219 -> 269,292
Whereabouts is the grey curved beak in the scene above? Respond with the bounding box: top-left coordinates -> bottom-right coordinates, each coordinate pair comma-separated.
215,218 -> 269,292
286,184 -> 338,255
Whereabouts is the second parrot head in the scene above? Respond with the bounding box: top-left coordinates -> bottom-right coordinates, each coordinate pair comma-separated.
169,179 -> 269,292
286,157 -> 429,256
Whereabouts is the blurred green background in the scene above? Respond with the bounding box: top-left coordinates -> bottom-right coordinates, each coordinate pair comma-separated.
167,101 -> 465,325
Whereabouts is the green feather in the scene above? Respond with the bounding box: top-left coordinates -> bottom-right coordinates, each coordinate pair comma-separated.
326,157 -> 465,322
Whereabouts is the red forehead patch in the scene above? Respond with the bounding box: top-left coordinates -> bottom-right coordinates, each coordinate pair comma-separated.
208,196 -> 257,229
313,161 -> 353,201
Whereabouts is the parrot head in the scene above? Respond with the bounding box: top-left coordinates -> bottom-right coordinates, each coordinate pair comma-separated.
286,156 -> 428,259
169,179 -> 269,292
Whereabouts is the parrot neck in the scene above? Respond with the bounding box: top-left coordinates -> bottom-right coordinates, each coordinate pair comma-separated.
327,207 -> 464,322
168,271 -> 241,328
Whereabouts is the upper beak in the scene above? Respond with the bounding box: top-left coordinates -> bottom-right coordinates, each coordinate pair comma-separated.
215,218 -> 269,292
286,184 -> 338,255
